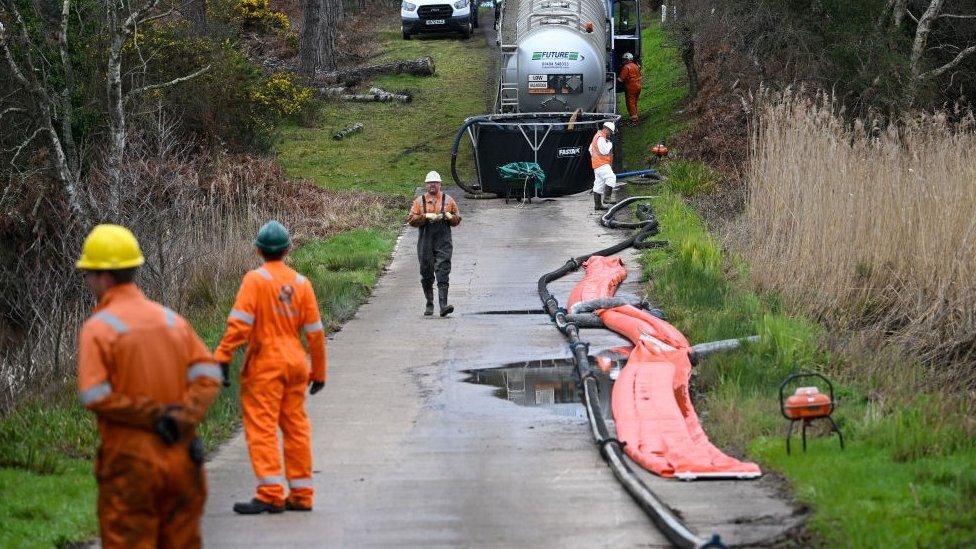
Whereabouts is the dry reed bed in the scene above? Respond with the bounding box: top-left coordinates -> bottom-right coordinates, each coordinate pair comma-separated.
745,93 -> 976,383
0,136 -> 396,410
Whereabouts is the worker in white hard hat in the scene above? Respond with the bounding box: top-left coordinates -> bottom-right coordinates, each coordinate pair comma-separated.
406,171 -> 462,317
589,121 -> 620,210
618,52 -> 642,125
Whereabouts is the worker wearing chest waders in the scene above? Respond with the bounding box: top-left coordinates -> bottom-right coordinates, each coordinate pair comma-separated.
215,220 -> 327,514
407,171 -> 462,317
618,52 -> 642,126
590,121 -> 618,210
76,224 -> 222,548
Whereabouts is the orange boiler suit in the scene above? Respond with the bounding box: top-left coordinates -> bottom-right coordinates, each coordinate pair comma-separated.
618,60 -> 642,122
215,260 -> 327,508
77,283 -> 221,549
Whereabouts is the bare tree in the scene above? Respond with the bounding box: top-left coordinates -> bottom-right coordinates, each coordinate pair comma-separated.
0,0 -> 87,221
104,0 -> 209,216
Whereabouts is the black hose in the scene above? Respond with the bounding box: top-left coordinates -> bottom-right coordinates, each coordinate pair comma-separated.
450,116 -> 496,197
536,201 -> 723,549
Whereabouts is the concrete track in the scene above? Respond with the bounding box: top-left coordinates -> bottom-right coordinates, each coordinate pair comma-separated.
202,192 -> 800,547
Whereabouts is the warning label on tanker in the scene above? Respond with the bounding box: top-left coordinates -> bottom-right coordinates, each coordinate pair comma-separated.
527,74 -> 584,95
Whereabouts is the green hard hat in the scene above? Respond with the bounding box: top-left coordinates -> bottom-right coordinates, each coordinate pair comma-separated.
255,220 -> 291,253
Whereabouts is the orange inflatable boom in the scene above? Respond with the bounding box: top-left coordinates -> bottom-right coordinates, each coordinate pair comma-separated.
568,256 -> 762,481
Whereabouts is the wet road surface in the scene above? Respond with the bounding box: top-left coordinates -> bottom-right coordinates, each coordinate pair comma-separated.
202,191 -> 801,547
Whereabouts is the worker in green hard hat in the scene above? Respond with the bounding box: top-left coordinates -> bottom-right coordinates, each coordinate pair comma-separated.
214,220 -> 328,514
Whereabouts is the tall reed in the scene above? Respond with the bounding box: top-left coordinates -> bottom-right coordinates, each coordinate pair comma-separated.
745,91 -> 976,386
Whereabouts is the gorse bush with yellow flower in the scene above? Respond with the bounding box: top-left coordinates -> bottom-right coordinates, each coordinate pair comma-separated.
250,73 -> 315,118
236,0 -> 290,31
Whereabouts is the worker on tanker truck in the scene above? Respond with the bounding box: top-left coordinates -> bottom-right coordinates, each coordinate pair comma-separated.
618,52 -> 642,125
215,220 -> 328,515
76,224 -> 221,548
590,121 -> 620,211
407,171 -> 462,317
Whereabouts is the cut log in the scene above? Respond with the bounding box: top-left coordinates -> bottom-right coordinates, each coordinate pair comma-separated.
333,122 -> 364,140
340,87 -> 412,103
318,86 -> 347,97
315,56 -> 435,85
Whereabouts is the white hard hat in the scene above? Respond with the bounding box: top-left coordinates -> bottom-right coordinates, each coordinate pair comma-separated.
603,121 -> 616,132
425,170 -> 442,183
623,52 -> 634,61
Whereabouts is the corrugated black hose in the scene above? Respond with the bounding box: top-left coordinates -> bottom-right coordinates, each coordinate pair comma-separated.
537,198 -> 726,549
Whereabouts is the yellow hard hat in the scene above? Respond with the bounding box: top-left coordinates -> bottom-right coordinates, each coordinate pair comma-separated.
76,224 -> 145,270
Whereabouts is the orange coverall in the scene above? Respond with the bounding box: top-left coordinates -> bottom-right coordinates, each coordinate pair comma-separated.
618,60 -> 643,122
215,260 -> 327,508
77,283 -> 221,549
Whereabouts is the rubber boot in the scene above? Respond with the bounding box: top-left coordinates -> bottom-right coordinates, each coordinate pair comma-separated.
233,498 -> 284,515
438,286 -> 454,317
593,192 -> 607,211
609,186 -> 622,204
423,284 -> 434,316
285,500 -> 313,512
603,187 -> 616,205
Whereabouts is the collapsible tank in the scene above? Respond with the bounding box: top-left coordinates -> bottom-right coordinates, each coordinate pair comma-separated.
451,0 -> 642,197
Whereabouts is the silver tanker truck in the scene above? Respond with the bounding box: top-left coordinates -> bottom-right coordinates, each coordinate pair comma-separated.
451,0 -> 642,197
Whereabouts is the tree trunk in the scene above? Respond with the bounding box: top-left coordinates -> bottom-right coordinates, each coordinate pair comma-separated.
318,0 -> 342,72
680,27 -> 699,99
315,56 -> 435,84
299,0 -> 322,76
187,0 -> 207,34
106,4 -> 127,218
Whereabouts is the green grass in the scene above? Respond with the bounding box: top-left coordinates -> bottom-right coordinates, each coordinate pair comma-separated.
618,19 -> 688,172
276,23 -> 488,195
290,229 -> 397,329
0,461 -> 96,548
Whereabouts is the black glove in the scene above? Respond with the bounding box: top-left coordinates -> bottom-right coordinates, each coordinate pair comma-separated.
189,436 -> 205,466
154,408 -> 181,445
309,380 -> 325,395
220,362 -> 231,388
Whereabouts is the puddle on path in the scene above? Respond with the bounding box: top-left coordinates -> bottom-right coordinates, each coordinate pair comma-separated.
463,359 -> 613,418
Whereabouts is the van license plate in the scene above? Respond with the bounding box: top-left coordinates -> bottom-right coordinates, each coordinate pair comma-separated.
425,19 -> 445,24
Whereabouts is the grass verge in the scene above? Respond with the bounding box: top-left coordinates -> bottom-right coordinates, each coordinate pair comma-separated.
627,11 -> 976,547
276,20 -> 489,195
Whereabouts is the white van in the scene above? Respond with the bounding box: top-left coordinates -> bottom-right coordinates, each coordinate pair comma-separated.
401,0 -> 479,40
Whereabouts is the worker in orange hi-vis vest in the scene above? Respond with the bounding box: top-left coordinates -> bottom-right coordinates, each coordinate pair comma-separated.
589,121 -> 618,211
215,220 -> 327,515
617,52 -> 642,125
76,224 -> 222,548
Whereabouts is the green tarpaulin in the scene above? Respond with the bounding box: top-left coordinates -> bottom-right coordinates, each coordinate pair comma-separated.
496,162 -> 546,196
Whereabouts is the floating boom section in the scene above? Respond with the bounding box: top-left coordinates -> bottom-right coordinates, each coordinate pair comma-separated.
567,256 -> 762,480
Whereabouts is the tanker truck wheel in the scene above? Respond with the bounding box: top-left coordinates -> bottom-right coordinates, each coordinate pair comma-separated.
402,29 -> 412,40
460,21 -> 472,39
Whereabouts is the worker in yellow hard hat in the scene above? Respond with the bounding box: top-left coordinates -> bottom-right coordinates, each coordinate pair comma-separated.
76,224 -> 221,548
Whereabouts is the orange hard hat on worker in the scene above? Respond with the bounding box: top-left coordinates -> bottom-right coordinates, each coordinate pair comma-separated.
76,224 -> 221,548
215,220 -> 326,512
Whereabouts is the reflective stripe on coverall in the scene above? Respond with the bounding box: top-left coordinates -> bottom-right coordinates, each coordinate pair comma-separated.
590,129 -> 617,193
618,61 -> 642,121
407,192 -> 462,289
214,261 -> 327,508
77,283 -> 221,549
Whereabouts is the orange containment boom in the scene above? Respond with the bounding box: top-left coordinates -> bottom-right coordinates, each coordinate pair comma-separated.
568,256 -> 762,481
